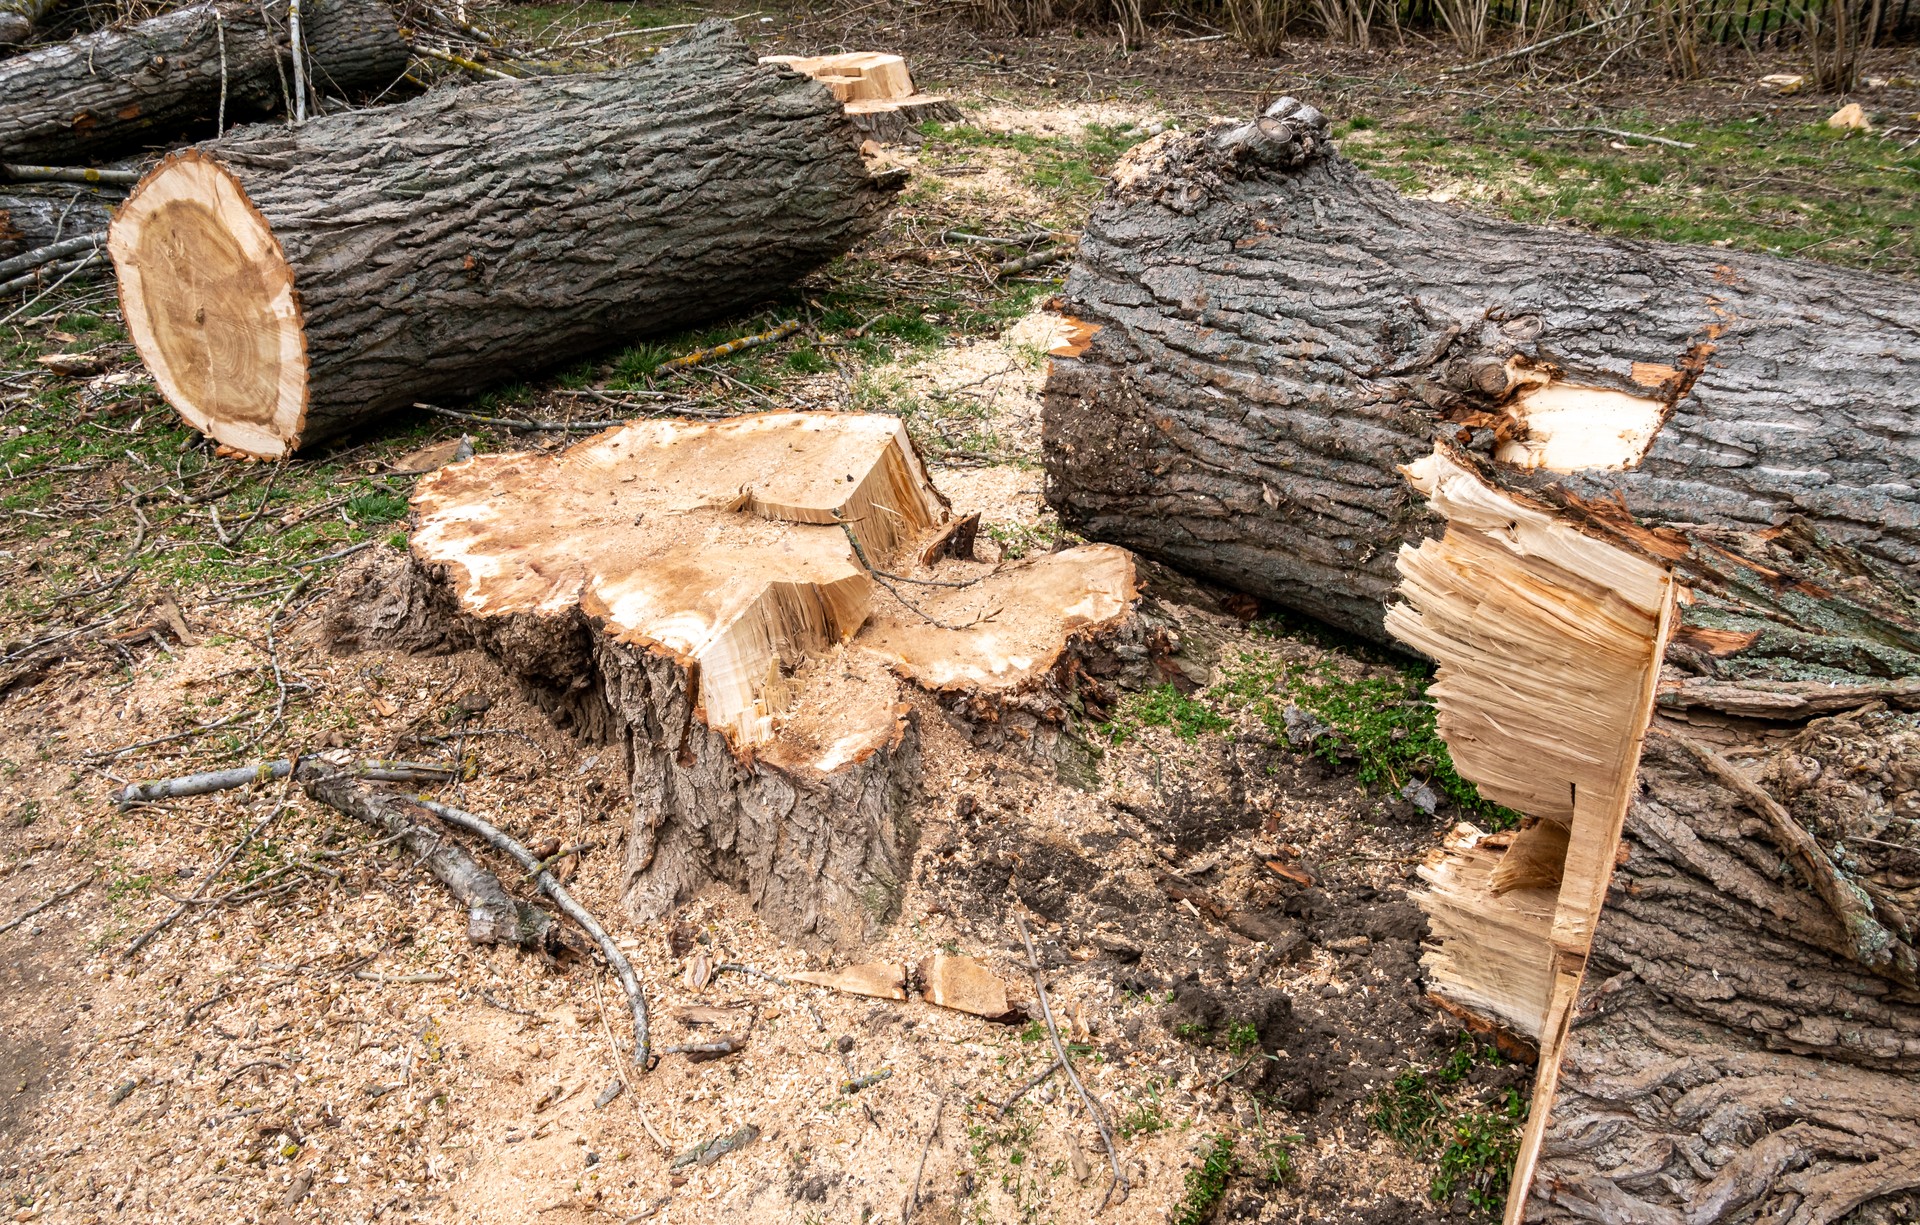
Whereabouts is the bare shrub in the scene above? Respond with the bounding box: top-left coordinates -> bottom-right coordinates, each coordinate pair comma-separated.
1228,0 -> 1298,52
1434,0 -> 1492,55
1805,0 -> 1883,90
1309,0 -> 1383,48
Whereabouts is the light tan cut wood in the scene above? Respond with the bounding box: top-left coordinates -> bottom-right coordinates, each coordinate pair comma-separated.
109,151 -> 307,460
761,52 -> 915,101
759,51 -> 961,144
791,962 -> 907,1000
375,411 -> 1139,947
917,954 -> 1011,1017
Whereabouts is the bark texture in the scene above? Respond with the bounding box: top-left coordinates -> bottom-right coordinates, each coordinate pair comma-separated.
0,0 -> 407,163
111,22 -> 904,456
1042,110 -> 1920,646
1042,103 -> 1920,1223
0,185 -> 115,259
1530,725 -> 1920,1225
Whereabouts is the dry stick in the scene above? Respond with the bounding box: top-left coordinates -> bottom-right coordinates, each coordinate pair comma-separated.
126,793 -> 291,957
658,320 -> 800,372
412,43 -> 518,80
214,8 -> 228,136
902,1095 -> 946,1225
0,251 -> 105,313
1537,125 -> 1697,149
287,0 -> 307,123
115,758 -> 454,806
1674,734 -> 1918,988
1,165 -> 142,187
832,512 -> 988,631
1441,15 -> 1620,73
0,233 -> 105,282
594,975 -> 671,1153
996,1058 -> 1063,1117
0,874 -> 96,936
1014,914 -> 1126,1210
415,798 -> 651,1068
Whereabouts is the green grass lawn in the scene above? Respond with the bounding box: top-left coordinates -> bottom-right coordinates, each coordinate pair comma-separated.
1337,110 -> 1920,274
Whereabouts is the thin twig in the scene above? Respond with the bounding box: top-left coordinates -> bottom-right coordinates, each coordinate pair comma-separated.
903,1095 -> 945,1224
1015,914 -> 1126,1210
416,799 -> 650,1066
1536,125 -> 1697,149
288,0 -> 307,123
996,1058 -> 1063,1117
414,402 -> 631,432
1,165 -> 141,187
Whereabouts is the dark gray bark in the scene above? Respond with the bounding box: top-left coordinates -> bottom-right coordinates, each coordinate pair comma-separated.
1529,726 -> 1920,1225
131,22 -> 902,454
0,0 -> 408,163
1042,110 -> 1920,647
0,185 -> 115,260
1041,104 -> 1920,1224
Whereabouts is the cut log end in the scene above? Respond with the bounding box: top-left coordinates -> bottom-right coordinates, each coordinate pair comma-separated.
109,151 -> 306,459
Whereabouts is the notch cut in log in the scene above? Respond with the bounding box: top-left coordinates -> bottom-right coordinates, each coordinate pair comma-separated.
328,411 -> 1137,948
107,23 -> 902,458
0,0 -> 409,165
759,51 -> 960,143
1043,99 -> 1920,1224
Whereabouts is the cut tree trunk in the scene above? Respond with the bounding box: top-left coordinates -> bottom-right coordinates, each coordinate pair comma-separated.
325,411 -> 1139,949
1043,102 -> 1920,1225
105,22 -> 904,459
0,0 -> 408,164
0,184 -> 115,260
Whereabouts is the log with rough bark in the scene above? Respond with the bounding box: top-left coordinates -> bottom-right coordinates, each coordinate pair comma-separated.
1043,100 -> 1920,1224
0,185 -> 115,261
0,0 -> 408,164
326,412 -> 1138,949
105,22 -> 904,459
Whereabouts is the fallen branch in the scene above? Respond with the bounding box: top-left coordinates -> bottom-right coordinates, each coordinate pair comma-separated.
995,245 -> 1071,277
302,770 -> 570,952
0,232 -> 105,282
416,798 -> 651,1068
1015,914 -> 1126,1209
3,165 -> 142,187
903,1095 -> 945,1224
113,756 -> 454,806
659,320 -> 800,372
1536,125 -> 1697,149
1441,16 -> 1621,73
412,43 -> 519,80
996,1057 -> 1064,1117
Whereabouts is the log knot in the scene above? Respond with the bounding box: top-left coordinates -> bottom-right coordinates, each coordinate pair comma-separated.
1206,97 -> 1332,172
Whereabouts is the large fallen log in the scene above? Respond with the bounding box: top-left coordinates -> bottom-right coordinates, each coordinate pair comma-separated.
107,22 -> 904,458
0,0 -> 408,164
1043,102 -> 1920,1224
326,412 -> 1138,948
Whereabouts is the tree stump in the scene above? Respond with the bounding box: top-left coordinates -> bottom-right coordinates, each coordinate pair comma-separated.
1043,101 -> 1920,1223
0,0 -> 408,164
106,22 -> 903,458
328,412 -> 1137,948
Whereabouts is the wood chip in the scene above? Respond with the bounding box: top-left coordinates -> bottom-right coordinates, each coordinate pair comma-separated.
917,954 -> 1009,1017
790,962 -> 907,1000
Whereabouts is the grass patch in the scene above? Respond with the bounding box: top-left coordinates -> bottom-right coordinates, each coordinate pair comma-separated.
1214,648 -> 1518,826
919,121 -> 1156,211
1103,683 -> 1231,745
1172,1133 -> 1237,1225
1370,1037 -> 1527,1217
1338,111 -> 1919,276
